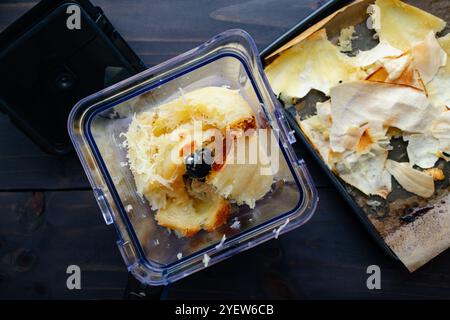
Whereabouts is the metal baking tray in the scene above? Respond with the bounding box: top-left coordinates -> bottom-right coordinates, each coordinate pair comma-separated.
260,0 -> 450,263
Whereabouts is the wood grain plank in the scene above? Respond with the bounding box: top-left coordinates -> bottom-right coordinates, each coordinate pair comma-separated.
0,0 -> 320,58
210,0 -> 323,28
0,115 -> 89,190
1,188 -> 450,299
94,0 -> 290,47
0,190 -> 126,299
